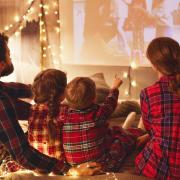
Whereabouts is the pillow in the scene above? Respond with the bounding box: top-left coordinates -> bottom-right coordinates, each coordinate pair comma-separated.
90,73 -> 110,104
111,100 -> 141,118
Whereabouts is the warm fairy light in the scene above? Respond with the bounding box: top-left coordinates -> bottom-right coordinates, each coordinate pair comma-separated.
15,32 -> 20,36
23,15 -> 27,20
54,11 -> 58,15
53,2 -> 58,7
48,45 -> 51,49
43,47 -> 46,50
52,52 -> 55,56
43,5 -> 49,10
4,26 -> 9,31
125,90 -> 129,95
14,15 -> 20,22
30,7 -> 34,12
55,27 -> 60,33
130,61 -> 137,69
39,4 -> 43,7
131,80 -> 137,87
43,37 -> 47,41
28,0 -> 33,4
106,172 -> 110,175
43,54 -> 46,58
69,169 -> 79,177
40,21 -> 44,26
57,19 -> 60,24
123,72 -> 128,78
45,11 -> 49,15
19,26 -> 23,30
42,29 -> 46,33
38,13 -> 42,17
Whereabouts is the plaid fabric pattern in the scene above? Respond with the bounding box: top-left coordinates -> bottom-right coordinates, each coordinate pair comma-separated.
59,89 -> 120,165
28,104 -> 62,160
0,82 -> 67,174
0,144 -> 23,175
99,126 -> 144,172
135,76 -> 180,179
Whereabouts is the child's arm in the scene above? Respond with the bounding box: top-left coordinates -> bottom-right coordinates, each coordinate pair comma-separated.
96,76 -> 123,123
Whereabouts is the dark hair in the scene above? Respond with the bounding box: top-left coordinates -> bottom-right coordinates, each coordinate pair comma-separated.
32,69 -> 67,142
0,33 -> 8,62
146,37 -> 180,96
65,77 -> 96,109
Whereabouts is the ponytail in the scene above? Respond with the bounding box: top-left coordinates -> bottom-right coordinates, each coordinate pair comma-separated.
47,93 -> 60,143
169,73 -> 180,97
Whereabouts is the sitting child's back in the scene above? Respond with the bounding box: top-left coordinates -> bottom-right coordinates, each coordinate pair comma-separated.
59,76 -> 122,165
28,69 -> 67,160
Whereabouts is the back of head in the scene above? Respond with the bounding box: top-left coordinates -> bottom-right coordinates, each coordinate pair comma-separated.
146,37 -> 180,96
0,33 -> 8,62
32,69 -> 67,142
65,77 -> 96,109
33,69 -> 67,104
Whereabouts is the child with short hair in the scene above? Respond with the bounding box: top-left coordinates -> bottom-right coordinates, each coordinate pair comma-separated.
60,76 -> 144,171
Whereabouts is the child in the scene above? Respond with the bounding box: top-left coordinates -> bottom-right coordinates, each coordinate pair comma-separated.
28,69 -> 67,160
60,76 -> 144,172
135,37 -> 180,179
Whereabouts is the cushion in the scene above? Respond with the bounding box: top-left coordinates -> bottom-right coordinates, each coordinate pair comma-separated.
111,101 -> 141,118
90,73 -> 141,118
90,73 -> 110,104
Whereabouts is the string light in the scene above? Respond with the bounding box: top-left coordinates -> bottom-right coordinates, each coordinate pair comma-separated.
125,90 -> 129,95
130,61 -> 137,69
14,16 -> 20,22
131,80 -> 137,87
123,72 -> 128,78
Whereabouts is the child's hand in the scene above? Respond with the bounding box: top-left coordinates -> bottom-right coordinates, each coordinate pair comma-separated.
112,75 -> 123,89
136,134 -> 150,150
67,162 -> 102,176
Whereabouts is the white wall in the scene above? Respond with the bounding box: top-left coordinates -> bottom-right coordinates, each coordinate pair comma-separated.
61,64 -> 158,100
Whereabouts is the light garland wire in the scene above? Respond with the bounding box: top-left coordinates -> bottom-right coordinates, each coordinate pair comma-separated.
2,0 -> 36,36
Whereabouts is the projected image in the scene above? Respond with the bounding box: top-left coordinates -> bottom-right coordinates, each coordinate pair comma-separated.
71,0 -> 180,66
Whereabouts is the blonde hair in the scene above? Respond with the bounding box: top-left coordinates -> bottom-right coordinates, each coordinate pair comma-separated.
32,69 -> 67,142
146,37 -> 180,96
65,77 -> 96,109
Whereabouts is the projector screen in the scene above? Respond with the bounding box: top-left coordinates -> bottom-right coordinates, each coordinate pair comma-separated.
61,0 -> 180,66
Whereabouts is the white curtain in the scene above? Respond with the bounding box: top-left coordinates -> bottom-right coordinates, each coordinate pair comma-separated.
0,0 -> 61,84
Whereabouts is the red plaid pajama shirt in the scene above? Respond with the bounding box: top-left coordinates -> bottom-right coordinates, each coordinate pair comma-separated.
58,89 -> 143,170
28,104 -> 63,160
0,82 -> 68,174
135,76 -> 180,179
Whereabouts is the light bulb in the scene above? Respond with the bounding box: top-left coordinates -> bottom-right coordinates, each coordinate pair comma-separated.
14,16 -> 20,22
123,72 -> 128,78
130,62 -> 137,69
125,90 -> 129,95
131,80 -> 137,87
4,26 -> 9,31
